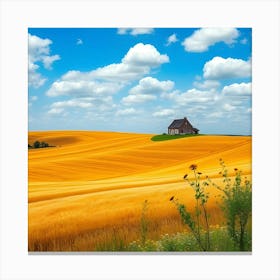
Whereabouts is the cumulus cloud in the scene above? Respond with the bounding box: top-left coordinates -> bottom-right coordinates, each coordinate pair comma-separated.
193,80 -> 220,90
166,33 -> 178,46
51,99 -> 93,109
48,96 -> 114,116
182,28 -> 239,52
28,34 -> 60,88
170,88 -> 218,106
121,77 -> 173,105
46,80 -> 121,97
117,28 -> 154,35
129,77 -> 174,95
153,108 -> 175,117
203,57 -> 251,80
223,103 -> 236,111
222,82 -> 251,95
116,108 -> 137,116
93,43 -> 169,82
47,43 -> 169,101
122,94 -> 156,105
121,43 -> 169,68
47,107 -> 65,115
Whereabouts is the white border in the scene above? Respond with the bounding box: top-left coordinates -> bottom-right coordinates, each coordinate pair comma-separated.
0,0 -> 279,279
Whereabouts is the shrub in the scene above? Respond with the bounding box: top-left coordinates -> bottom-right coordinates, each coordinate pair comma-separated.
31,140 -> 51,149
33,140 -> 41,148
209,159 -> 252,251
170,160 -> 252,252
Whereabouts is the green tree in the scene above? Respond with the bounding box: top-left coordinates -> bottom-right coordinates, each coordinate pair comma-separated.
33,141 -> 40,149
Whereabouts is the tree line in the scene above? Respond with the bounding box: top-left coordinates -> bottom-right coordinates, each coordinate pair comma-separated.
28,141 -> 53,149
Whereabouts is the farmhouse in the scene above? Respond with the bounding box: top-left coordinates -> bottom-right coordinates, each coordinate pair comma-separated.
168,117 -> 199,135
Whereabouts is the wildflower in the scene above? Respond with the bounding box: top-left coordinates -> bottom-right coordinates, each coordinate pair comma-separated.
234,168 -> 238,171
169,196 -> 174,201
189,164 -> 197,170
198,172 -> 202,175
183,174 -> 188,179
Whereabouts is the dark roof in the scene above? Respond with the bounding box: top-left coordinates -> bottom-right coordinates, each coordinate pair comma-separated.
169,117 -> 196,128
168,119 -> 185,129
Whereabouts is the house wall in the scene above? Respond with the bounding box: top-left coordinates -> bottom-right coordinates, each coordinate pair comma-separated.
168,126 -> 196,135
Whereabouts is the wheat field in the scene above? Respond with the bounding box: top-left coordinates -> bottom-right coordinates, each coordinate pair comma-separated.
28,131 -> 251,251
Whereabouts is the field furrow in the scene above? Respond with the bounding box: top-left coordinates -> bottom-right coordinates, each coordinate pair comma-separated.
28,131 -> 251,251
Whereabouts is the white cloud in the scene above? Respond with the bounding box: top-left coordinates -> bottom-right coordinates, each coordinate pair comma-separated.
117,28 -> 154,35
171,88 -> 218,105
116,108 -> 137,116
121,77 -> 173,105
47,96 -> 114,116
92,42 -> 169,83
129,77 -> 174,95
62,43 -> 169,83
47,108 -> 64,115
42,55 -> 60,70
182,28 -> 239,52
122,43 -> 169,68
77,38 -> 83,45
51,99 -> 93,109
153,109 -> 175,117
240,38 -> 248,44
166,33 -> 178,46
28,34 -> 60,88
203,57 -> 251,80
28,71 -> 46,88
46,80 -> 121,97
207,112 -> 224,119
122,94 -> 156,105
193,80 -> 220,90
47,43 -> 169,100
222,82 -> 251,95
223,103 -> 236,111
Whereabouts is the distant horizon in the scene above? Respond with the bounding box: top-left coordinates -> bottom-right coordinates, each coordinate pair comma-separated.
28,28 -> 252,135
28,128 -> 252,137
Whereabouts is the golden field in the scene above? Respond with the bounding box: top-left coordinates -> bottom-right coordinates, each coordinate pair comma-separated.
28,131 -> 252,251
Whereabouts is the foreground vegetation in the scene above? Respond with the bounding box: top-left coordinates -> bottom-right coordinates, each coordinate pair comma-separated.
128,227 -> 242,252
128,160 -> 251,252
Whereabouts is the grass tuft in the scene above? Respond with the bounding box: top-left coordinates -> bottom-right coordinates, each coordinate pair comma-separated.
151,134 -> 202,142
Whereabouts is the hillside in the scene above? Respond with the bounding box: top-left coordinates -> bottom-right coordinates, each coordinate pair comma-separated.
28,131 -> 252,251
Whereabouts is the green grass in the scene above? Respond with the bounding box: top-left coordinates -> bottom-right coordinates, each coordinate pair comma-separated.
151,134 -> 202,142
91,227 -> 251,252
127,227 -> 250,252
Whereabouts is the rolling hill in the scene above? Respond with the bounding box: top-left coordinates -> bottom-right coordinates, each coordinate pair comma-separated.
28,131 -> 251,251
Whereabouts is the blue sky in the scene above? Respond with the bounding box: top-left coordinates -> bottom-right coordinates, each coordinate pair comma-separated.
28,28 -> 252,135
